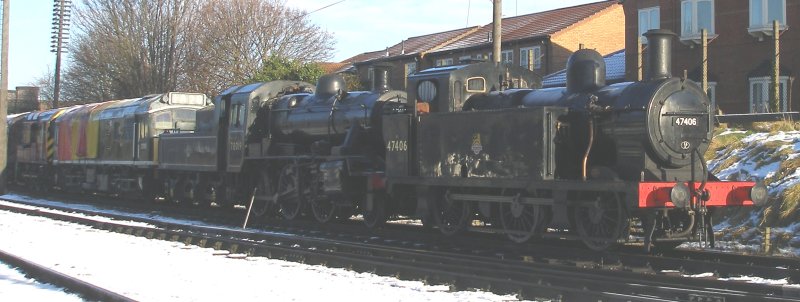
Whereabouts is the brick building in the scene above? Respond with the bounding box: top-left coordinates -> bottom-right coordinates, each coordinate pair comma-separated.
341,1 -> 624,91
8,86 -> 41,114
623,0 -> 800,113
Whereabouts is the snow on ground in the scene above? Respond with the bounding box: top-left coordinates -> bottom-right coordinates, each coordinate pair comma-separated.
0,208 -> 526,301
0,261 -> 83,302
707,129 -> 800,256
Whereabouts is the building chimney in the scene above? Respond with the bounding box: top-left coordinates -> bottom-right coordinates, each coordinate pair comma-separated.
643,29 -> 676,81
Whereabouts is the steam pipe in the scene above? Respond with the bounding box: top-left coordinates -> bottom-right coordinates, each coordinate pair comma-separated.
582,118 -> 593,181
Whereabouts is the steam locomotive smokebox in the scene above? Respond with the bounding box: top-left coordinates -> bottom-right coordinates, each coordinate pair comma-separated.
418,107 -> 566,179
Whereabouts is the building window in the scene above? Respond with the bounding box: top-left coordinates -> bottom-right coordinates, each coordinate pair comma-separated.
405,62 -> 416,75
459,55 -> 471,63
520,46 -> 542,71
435,58 -> 454,67
749,0 -> 786,32
707,82 -> 717,113
681,0 -> 714,39
638,7 -> 660,44
749,76 -> 789,113
404,62 -> 417,89
501,50 -> 513,65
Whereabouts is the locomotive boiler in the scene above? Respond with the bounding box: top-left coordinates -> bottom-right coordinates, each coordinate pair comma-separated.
381,29 -> 766,251
260,71 -> 408,223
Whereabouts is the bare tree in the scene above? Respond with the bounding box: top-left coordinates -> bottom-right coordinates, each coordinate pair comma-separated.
67,0 -> 198,99
184,0 -> 335,94
64,0 -> 335,100
30,67 -> 55,104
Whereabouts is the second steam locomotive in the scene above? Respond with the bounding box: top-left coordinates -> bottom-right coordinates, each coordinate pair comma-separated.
8,30 -> 765,251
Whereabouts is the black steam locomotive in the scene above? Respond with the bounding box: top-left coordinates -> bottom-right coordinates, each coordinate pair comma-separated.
379,29 -> 765,251
8,29 -> 764,251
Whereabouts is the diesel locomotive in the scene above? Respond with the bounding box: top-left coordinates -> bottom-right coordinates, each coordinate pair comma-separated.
7,29 -> 765,251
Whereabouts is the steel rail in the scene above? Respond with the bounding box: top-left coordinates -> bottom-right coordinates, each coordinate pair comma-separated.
0,248 -> 136,302
1,199 -> 799,301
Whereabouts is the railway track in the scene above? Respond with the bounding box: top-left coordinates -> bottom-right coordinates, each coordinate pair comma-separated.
0,248 -> 136,302
2,194 -> 799,301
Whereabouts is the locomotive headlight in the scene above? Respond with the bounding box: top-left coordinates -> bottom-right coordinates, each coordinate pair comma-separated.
750,181 -> 768,207
670,182 -> 691,208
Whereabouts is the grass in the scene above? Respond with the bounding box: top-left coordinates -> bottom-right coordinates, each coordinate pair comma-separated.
765,157 -> 800,185
768,121 -> 800,134
734,121 -> 799,133
712,154 -> 741,175
779,183 -> 800,224
752,141 -> 794,170
706,131 -> 748,162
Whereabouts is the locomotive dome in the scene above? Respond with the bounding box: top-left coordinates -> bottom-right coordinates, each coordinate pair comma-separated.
315,74 -> 347,100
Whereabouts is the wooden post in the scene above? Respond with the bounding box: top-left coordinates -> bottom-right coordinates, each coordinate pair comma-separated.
701,29 -> 709,109
0,0 -> 9,194
492,0 -> 501,64
764,227 -> 772,254
771,20 -> 780,113
636,35 -> 642,81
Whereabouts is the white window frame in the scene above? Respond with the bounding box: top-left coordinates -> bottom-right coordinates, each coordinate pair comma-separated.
749,76 -> 789,113
501,50 -> 513,65
405,62 -> 416,75
689,80 -> 717,112
638,7 -> 660,44
707,82 -> 718,113
520,46 -> 542,71
680,0 -> 715,40
749,0 -> 787,33
435,58 -> 454,67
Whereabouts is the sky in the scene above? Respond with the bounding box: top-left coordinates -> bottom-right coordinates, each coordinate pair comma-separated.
2,0 -> 600,90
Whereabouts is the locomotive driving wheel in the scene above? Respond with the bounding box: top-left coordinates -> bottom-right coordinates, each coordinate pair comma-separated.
310,197 -> 337,223
276,165 -> 304,220
499,192 -> 548,243
573,193 -> 629,251
431,188 -> 472,236
251,170 -> 277,218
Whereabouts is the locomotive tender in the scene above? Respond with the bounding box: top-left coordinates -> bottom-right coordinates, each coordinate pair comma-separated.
7,29 -> 765,251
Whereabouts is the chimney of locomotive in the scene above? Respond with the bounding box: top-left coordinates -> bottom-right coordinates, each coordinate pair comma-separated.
371,63 -> 391,93
643,29 -> 677,81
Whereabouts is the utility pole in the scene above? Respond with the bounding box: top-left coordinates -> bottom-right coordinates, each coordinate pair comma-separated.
0,0 -> 9,194
492,0 -> 501,64
771,19 -> 780,113
51,0 -> 71,109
